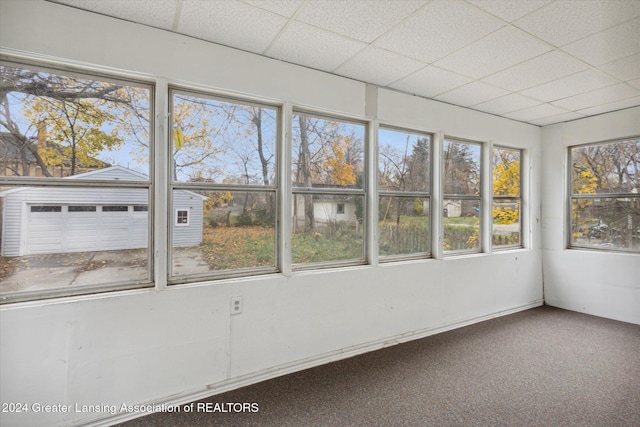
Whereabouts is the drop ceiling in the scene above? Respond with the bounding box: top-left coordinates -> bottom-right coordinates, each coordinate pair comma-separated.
48,0 -> 640,126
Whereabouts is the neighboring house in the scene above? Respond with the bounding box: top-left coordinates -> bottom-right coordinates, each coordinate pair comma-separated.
0,166 -> 206,256
0,132 -> 109,178
443,200 -> 462,217
293,194 -> 357,229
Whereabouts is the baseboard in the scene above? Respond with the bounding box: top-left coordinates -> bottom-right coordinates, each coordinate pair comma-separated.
82,300 -> 544,427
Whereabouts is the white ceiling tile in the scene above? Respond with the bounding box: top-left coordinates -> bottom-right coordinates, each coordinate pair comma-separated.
389,66 -> 473,98
466,0 -> 552,23
520,69 -> 619,102
51,0 -> 177,29
504,103 -> 572,121
482,51 -> 588,91
434,26 -> 551,79
265,21 -> 366,72
551,84 -> 640,111
374,0 -> 504,63
562,17 -> 640,66
295,0 -> 426,43
528,111 -> 587,126
629,79 -> 640,90
513,0 -> 640,47
178,0 -> 288,53
576,95 -> 640,116
434,81 -> 509,107
472,93 -> 541,115
334,47 -> 426,87
600,54 -> 640,81
241,0 -> 304,17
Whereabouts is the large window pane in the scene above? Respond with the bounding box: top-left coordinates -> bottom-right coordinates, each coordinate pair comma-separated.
443,139 -> 480,195
493,147 -> 521,248
571,139 -> 640,194
443,138 -> 481,254
0,185 -> 150,299
379,196 -> 430,257
443,199 -> 480,252
492,199 -> 521,247
292,114 -> 364,189
169,90 -> 279,281
378,128 -> 430,193
292,194 -> 364,265
570,138 -> 640,253
1,63 -> 151,178
0,62 -> 152,302
571,197 -> 640,251
171,190 -> 276,277
171,92 -> 277,185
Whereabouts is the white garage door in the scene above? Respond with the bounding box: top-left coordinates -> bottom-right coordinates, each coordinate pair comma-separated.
26,204 -> 148,255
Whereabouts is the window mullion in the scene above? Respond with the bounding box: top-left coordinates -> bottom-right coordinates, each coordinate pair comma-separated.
482,141 -> 491,254
367,118 -> 379,267
155,77 -> 169,290
280,102 -> 293,276
432,132 -> 443,260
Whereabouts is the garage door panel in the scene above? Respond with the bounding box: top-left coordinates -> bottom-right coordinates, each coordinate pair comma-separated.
26,204 -> 149,254
27,210 -> 64,253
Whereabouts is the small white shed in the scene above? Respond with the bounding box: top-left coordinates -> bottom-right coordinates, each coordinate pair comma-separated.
0,166 -> 206,256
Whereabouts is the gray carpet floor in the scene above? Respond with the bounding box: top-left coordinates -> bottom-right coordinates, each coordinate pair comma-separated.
119,306 -> 640,426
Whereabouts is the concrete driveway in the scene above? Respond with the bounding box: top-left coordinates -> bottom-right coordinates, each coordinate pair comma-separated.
0,247 -> 211,294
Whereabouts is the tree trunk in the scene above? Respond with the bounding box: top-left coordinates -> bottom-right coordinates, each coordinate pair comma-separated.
297,116 -> 315,231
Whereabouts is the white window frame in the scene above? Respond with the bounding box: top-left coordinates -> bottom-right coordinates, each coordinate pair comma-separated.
442,137 -> 483,256
175,209 -> 189,226
568,137 -> 640,254
168,87 -> 281,283
377,125 -> 433,262
0,58 -> 154,304
290,109 -> 369,271
491,146 -> 523,250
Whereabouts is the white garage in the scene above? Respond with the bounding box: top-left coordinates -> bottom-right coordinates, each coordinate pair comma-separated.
1,166 -> 206,256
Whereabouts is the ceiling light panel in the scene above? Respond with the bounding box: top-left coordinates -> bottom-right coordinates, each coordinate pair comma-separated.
562,17 -> 640,66
51,0 -> 177,29
434,81 -> 509,106
504,103 -> 571,121
295,0 -> 426,43
513,0 -> 640,47
466,0 -> 552,23
434,26 -> 551,79
577,95 -> 640,116
178,0 -> 288,53
600,54 -> 640,81
520,69 -> 619,102
481,51 -> 588,92
265,21 -> 367,72
374,0 -> 504,63
390,66 -> 472,98
551,83 -> 640,111
529,111 -> 586,126
472,93 -> 541,115
334,47 -> 426,86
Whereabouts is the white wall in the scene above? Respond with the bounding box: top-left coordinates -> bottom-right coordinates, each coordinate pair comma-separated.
541,107 -> 640,324
0,2 -> 543,426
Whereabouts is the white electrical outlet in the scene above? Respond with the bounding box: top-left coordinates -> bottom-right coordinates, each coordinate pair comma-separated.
231,296 -> 243,315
